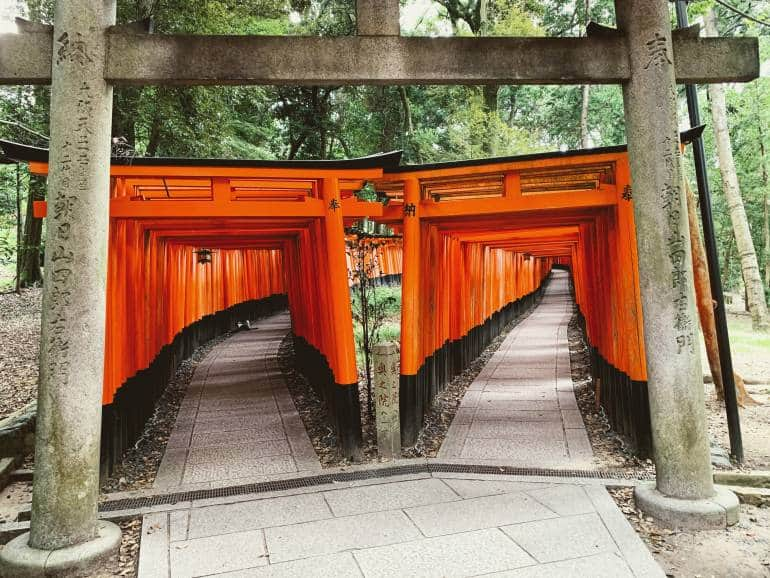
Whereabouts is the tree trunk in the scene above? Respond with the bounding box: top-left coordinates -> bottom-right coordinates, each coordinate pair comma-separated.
18,175 -> 45,287
482,84 -> 499,156
685,181 -> 756,405
759,118 -> 770,288
15,164 -> 22,294
146,109 -> 162,156
685,181 -> 722,397
398,86 -> 414,135
764,188 -> 769,288
722,233 -> 734,288
580,85 -> 591,148
398,86 -> 423,163
705,9 -> 770,332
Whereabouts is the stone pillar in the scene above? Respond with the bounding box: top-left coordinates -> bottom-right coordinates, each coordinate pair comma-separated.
615,0 -> 738,529
356,0 -> 400,36
373,341 -> 400,459
0,1 -> 121,575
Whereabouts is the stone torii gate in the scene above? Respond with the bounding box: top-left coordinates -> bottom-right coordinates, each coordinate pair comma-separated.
0,1 -> 759,575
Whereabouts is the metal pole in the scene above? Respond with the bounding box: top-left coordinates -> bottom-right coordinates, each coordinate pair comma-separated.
674,0 -> 743,461
15,162 -> 21,294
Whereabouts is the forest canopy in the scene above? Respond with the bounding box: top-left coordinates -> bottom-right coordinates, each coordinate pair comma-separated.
0,0 -> 768,300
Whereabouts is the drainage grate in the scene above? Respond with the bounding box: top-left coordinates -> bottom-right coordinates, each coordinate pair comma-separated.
99,462 -> 653,513
430,463 -> 650,479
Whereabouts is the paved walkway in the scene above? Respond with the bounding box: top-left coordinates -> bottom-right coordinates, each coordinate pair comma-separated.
139,273 -> 664,577
154,312 -> 320,489
138,472 -> 663,577
439,270 -> 593,467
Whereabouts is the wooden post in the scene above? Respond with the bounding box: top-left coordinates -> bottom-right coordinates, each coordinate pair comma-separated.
321,177 -> 362,458
400,177 -> 421,445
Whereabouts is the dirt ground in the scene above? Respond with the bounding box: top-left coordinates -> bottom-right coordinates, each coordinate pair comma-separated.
703,312 -> 770,471
707,381 -> 770,471
569,305 -> 770,578
611,487 -> 770,578
0,287 -> 41,420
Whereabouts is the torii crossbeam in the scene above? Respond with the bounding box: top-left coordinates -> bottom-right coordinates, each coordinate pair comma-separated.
0,1 -> 758,574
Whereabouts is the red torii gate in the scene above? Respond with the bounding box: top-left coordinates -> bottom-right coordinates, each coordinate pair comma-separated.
4,139 -> 653,458
373,146 -> 648,449
3,140 -> 399,460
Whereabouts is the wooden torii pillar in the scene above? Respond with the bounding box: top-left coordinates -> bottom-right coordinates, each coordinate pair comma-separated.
321,177 -> 362,458
400,177 -> 422,444
0,0 -> 758,573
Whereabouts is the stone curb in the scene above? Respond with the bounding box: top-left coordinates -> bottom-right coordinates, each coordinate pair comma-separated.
0,458 -> 16,491
724,485 -> 770,507
703,374 -> 766,386
714,470 -> 770,488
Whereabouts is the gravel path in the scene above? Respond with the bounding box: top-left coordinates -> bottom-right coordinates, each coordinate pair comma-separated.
568,307 -> 654,476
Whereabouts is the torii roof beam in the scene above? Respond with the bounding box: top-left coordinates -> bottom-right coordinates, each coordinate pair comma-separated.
0,28 -> 758,86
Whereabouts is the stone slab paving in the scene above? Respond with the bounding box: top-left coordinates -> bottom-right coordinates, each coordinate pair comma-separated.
154,312 -> 321,489
136,474 -> 664,577
136,278 -> 665,577
438,270 -> 594,467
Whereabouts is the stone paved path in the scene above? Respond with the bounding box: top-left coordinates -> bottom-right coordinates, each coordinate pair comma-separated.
154,312 -> 321,489
139,274 -> 665,577
137,472 -> 664,577
439,270 -> 593,467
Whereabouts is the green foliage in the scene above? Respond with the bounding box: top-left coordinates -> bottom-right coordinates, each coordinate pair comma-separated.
351,286 -> 402,364
1,0 -> 769,301
352,285 -> 402,320
687,34 -> 770,292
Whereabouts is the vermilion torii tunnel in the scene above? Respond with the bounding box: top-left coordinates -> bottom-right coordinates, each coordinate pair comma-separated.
2,140 -> 402,462
373,146 -> 648,452
3,139 -> 648,463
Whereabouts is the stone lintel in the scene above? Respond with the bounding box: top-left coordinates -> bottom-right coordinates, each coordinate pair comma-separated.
0,31 -> 52,84
0,32 -> 758,86
673,36 -> 759,83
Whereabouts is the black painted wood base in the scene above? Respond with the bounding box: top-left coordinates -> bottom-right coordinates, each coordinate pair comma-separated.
100,294 -> 288,476
400,283 -> 547,446
292,336 -> 363,459
573,307 -> 652,458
